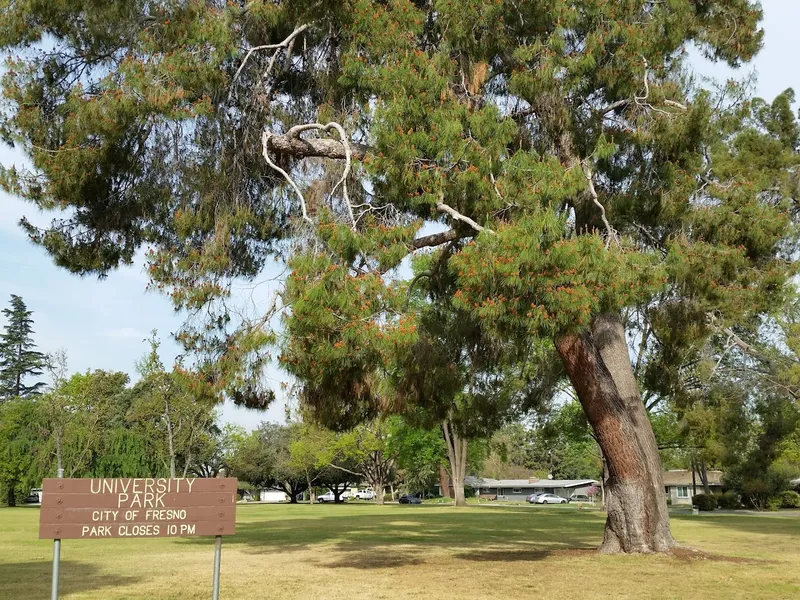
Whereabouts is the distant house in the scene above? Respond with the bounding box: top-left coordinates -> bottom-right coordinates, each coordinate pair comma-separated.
662,470 -> 723,505
441,476 -> 598,502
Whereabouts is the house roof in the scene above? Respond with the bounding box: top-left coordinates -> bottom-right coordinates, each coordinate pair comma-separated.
662,470 -> 723,486
465,476 -> 598,489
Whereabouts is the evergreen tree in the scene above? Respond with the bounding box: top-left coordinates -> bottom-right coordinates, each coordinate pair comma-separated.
1,1 -> 797,553
0,295 -> 46,400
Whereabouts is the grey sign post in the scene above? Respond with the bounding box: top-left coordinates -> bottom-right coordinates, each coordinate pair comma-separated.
212,535 -> 222,600
51,467 -> 63,600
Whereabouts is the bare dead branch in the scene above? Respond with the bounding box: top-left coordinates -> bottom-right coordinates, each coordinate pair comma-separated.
229,24 -> 310,100
436,194 -> 494,234
582,163 -> 617,249
262,122 -> 358,229
262,131 -> 313,225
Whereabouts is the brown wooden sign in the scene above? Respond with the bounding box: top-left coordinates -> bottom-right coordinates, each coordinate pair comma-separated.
39,478 -> 237,540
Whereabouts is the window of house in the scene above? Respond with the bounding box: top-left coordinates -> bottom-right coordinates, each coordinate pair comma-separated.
512,488 -> 521,494
676,486 -> 689,498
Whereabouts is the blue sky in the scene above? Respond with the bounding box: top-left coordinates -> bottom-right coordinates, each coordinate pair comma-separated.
2,0 -> 799,430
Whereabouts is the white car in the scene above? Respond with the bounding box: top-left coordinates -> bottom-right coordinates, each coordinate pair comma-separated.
317,491 -> 348,503
354,489 -> 375,500
535,493 -> 568,504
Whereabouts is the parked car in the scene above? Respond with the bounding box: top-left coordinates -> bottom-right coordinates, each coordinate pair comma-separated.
569,494 -> 591,503
317,491 -> 347,503
398,494 -> 422,504
527,493 -> 544,503
354,489 -> 375,500
535,493 -> 568,504
23,491 -> 40,504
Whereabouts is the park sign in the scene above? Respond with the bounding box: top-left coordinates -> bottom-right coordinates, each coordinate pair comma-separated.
39,477 -> 237,540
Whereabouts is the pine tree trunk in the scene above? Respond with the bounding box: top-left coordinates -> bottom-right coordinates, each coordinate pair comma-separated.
600,455 -> 609,508
439,464 -> 451,499
555,313 -> 676,554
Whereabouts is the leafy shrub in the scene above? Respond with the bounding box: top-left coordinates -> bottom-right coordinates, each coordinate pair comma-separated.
383,493 -> 394,503
715,491 -> 741,510
779,490 -> 800,508
766,495 -> 783,511
692,494 -> 717,511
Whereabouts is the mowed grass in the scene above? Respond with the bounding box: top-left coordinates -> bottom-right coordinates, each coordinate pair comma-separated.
1,503 -> 799,599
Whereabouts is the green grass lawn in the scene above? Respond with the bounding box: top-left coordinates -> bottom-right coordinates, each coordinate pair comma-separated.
1,503 -> 799,599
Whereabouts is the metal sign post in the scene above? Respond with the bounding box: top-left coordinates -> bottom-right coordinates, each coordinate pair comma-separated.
212,535 -> 222,600
51,467 -> 63,600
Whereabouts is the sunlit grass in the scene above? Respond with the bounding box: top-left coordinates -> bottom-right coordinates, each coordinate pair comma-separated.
1,503 -> 798,599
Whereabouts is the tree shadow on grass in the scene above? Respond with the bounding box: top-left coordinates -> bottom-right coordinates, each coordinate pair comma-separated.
454,547 -> 596,562
323,551 -> 425,569
182,505 -> 605,568
0,560 -> 139,597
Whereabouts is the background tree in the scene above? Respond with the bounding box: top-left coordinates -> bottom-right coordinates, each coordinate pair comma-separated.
36,350 -> 114,477
0,398 -> 39,506
226,428 -> 275,493
2,0 -> 795,554
388,419 -> 447,496
288,422 -> 334,503
130,333 -> 219,478
0,295 -> 46,400
327,420 -> 398,505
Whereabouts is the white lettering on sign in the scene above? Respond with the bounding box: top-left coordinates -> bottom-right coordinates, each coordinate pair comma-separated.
118,524 -> 161,537
81,525 -> 112,537
89,478 -> 188,495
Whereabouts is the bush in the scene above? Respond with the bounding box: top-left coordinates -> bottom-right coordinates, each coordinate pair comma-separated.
766,495 -> 783,511
715,491 -> 741,510
779,490 -> 800,509
383,493 -> 394,503
692,494 -> 717,511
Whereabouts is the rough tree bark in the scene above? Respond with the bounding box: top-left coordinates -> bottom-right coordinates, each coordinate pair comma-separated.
442,421 -> 468,508
439,464 -> 451,499
555,313 -> 676,554
372,481 -> 385,504
700,461 -> 710,495
307,475 -> 317,504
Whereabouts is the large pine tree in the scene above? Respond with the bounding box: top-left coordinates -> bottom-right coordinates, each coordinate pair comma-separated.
1,1 -> 797,552
0,295 -> 46,400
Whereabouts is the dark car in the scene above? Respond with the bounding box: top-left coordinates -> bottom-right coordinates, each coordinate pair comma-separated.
398,494 -> 422,504
23,492 -> 40,504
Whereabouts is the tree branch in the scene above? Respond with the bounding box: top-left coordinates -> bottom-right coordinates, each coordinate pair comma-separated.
229,24 -> 310,99
265,129 -> 370,160
582,164 -> 617,249
262,131 -> 313,224
436,195 -> 494,234
410,228 -> 463,250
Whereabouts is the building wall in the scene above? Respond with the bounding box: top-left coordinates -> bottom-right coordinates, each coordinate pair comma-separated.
667,485 -> 723,505
477,485 -> 594,501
